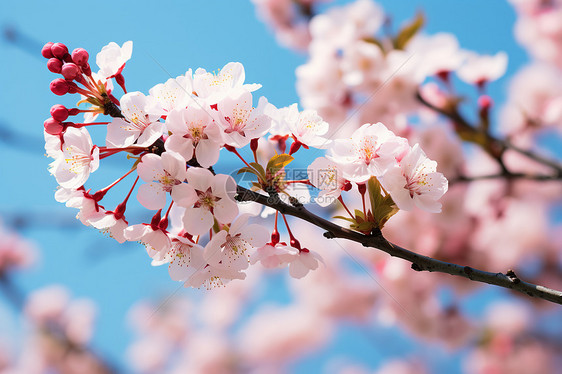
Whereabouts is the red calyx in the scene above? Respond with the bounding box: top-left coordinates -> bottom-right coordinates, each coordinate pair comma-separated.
271,230 -> 280,245
357,183 -> 367,195
342,180 -> 352,191
290,237 -> 301,250
289,140 -> 302,155
150,210 -> 162,231
250,138 -> 259,153
114,203 -> 126,220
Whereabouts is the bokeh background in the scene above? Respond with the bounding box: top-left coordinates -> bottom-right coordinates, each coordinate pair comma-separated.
0,1 -> 558,373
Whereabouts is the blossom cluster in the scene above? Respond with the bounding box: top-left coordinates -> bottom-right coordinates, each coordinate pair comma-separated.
41,40 -> 447,288
292,0 -> 508,129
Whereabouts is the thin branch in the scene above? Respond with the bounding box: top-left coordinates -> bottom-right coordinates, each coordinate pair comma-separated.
449,171 -> 562,185
416,91 -> 562,176
235,186 -> 562,305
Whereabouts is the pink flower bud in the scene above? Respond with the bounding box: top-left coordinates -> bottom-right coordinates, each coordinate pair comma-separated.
44,118 -> 64,135
41,42 -> 54,59
50,104 -> 69,122
71,48 -> 89,66
51,43 -> 68,59
61,63 -> 80,81
478,95 -> 493,110
50,78 -> 70,96
47,58 -> 63,74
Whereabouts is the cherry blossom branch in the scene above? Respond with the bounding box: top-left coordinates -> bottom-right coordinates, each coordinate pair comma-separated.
415,91 -> 562,177
235,185 -> 562,305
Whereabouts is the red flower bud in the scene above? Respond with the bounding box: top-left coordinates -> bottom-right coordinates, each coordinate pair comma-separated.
44,118 -> 64,135
50,43 -> 68,59
71,48 -> 89,66
50,78 -> 70,96
41,42 -> 54,59
50,104 -> 69,122
47,58 -> 63,74
61,63 -> 81,81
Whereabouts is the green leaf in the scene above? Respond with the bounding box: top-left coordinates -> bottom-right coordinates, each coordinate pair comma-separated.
237,166 -> 258,176
394,12 -> 425,50
333,215 -> 357,223
354,209 -> 365,220
249,162 -> 266,180
352,221 -> 377,232
367,177 -> 398,230
363,37 -> 385,53
266,154 -> 294,173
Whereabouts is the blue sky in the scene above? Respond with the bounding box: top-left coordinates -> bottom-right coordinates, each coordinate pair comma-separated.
0,0 -> 530,372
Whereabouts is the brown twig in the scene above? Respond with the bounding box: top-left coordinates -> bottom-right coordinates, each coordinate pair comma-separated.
235,186 -> 562,305
416,91 -> 562,177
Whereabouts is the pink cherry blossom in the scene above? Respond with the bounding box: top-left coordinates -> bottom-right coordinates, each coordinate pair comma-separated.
164,105 -> 222,167
106,91 -> 164,147
89,211 -> 129,243
155,234 -> 207,282
307,156 -> 348,206
457,51 -> 508,85
204,214 -> 269,272
96,40 -> 133,78
51,127 -> 99,189
125,223 -> 172,262
136,152 -> 190,210
287,249 -> 323,279
250,242 -> 295,268
213,90 -> 272,148
270,103 -> 331,148
193,62 -> 261,104
146,71 -> 195,117
380,144 -> 448,213
328,122 -> 408,182
177,168 -> 239,235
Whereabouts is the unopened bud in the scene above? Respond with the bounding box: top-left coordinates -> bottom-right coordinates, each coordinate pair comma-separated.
50,43 -> 68,59
50,104 -> 69,122
47,58 -> 63,74
478,95 -> 493,110
50,78 -> 70,96
44,118 -> 64,135
41,42 -> 54,59
61,63 -> 81,80
71,48 -> 89,66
